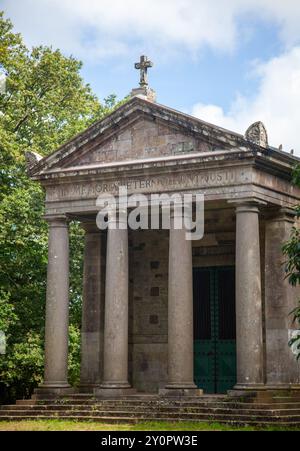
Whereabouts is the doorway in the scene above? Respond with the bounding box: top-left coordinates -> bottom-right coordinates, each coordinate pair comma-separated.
193,266 -> 237,393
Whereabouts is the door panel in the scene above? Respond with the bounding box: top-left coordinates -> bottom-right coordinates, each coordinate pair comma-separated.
193,267 -> 237,394
216,267 -> 236,393
193,269 -> 214,392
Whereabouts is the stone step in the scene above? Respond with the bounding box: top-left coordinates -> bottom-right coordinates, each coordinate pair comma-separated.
235,398 -> 300,405
1,409 -> 300,422
28,393 -> 300,404
4,393 -> 300,426
3,404 -> 300,416
15,399 -> 300,410
18,399 -> 238,407
271,397 -> 300,403
46,394 -> 226,400
0,415 -> 138,424
0,414 -> 300,426
31,395 -> 229,403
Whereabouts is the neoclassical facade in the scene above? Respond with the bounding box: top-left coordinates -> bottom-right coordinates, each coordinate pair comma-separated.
27,83 -> 300,397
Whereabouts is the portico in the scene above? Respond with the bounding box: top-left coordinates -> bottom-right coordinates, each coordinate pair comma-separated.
27,76 -> 300,397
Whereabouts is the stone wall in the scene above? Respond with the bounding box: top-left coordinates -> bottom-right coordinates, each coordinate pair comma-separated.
72,117 -> 212,167
129,229 -> 169,392
128,208 -> 236,392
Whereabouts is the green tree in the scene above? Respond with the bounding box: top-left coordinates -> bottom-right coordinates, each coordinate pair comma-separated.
0,11 -> 120,402
283,165 -> 300,360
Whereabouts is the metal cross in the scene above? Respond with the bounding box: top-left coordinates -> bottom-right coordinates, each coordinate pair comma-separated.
134,55 -> 153,88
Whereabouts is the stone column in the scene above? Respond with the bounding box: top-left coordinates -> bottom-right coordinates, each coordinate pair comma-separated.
265,208 -> 300,388
96,209 -> 135,396
163,208 -> 200,396
234,202 -> 264,390
36,215 -> 72,395
79,223 -> 103,392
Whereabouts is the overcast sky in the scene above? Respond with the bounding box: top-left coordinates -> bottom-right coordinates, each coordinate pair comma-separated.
2,0 -> 300,154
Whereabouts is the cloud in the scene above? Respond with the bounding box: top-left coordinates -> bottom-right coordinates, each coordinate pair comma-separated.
192,46 -> 300,153
2,1 -> 300,152
2,0 -> 300,60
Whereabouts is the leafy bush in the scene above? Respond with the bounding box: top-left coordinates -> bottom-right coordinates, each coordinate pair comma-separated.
0,11 -> 119,403
283,164 -> 300,359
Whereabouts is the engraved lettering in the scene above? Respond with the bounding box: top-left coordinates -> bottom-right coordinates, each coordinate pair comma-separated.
46,170 -> 243,201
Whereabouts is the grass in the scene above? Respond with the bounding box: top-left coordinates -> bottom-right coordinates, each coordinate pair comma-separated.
0,420 -> 299,431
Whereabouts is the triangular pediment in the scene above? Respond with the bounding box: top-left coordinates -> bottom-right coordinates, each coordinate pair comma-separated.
29,96 -> 255,177
62,116 -> 214,168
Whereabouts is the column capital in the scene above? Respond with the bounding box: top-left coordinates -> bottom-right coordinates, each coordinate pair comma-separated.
229,197 -> 266,214
43,214 -> 69,227
266,207 -> 297,224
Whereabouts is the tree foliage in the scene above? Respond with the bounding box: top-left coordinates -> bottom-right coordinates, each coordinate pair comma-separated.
0,11 -> 120,402
283,164 -> 300,360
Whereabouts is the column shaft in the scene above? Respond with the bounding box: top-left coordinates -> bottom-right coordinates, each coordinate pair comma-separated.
164,210 -> 198,395
80,224 -> 103,391
265,209 -> 300,387
235,204 -> 264,388
98,210 -> 134,396
40,216 -> 71,392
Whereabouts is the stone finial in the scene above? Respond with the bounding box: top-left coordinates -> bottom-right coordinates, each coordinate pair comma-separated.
25,150 -> 43,169
135,55 -> 153,88
131,55 -> 156,102
245,121 -> 268,148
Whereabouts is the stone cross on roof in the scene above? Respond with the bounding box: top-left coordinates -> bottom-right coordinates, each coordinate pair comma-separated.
135,55 -> 153,88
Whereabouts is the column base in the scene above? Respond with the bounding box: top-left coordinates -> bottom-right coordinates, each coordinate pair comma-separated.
227,383 -> 265,398
159,383 -> 202,397
94,383 -> 137,398
265,383 -> 300,391
229,384 -> 300,401
78,383 -> 100,394
233,383 -> 266,390
33,383 -> 75,398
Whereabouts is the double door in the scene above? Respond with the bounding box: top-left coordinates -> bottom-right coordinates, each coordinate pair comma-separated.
193,266 -> 237,394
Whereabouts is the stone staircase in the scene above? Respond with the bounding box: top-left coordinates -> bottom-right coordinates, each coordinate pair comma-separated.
1,393 -> 300,426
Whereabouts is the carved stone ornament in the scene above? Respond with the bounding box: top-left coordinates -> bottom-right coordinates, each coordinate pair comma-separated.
25,151 -> 43,169
245,121 -> 268,148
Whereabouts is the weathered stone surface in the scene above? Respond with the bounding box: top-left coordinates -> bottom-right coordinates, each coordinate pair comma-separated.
79,224 -> 104,391
28,93 -> 300,397
165,210 -> 196,393
134,55 -> 153,89
28,96 -> 260,177
38,216 -> 71,392
25,151 -> 43,171
131,86 -> 157,102
245,121 -> 268,147
100,210 -> 133,393
67,118 -> 211,166
234,203 -> 264,389
45,166 -> 251,201
265,209 -> 300,387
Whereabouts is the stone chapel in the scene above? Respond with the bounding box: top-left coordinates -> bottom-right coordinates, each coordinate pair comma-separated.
26,56 -> 300,398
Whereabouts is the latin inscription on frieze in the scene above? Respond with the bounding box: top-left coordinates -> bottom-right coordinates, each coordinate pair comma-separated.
46,169 -> 250,202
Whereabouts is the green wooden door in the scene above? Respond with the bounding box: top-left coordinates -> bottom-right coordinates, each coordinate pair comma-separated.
193,267 -> 237,394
